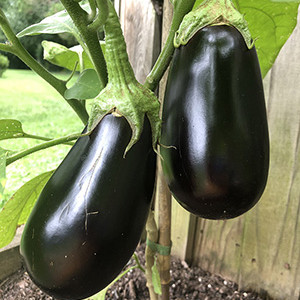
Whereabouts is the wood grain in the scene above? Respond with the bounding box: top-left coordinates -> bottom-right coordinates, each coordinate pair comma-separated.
0,226 -> 23,281
118,0 -> 161,84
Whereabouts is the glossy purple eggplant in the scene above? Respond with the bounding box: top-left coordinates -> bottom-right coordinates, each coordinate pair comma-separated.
160,25 -> 269,219
20,114 -> 156,300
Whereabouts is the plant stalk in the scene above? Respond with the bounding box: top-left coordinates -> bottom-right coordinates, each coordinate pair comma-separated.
87,0 -> 161,154
145,209 -> 159,300
88,0 -> 109,31
152,2 -> 185,298
60,0 -> 108,89
14,133 -> 74,146
133,253 -> 145,273
144,0 -> 196,91
103,1 -> 136,87
156,159 -> 172,300
6,132 -> 88,166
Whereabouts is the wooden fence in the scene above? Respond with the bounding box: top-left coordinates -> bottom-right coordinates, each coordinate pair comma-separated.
117,1 -> 300,299
0,2 -> 298,299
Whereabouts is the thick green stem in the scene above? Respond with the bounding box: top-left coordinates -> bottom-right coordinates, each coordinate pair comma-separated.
60,0 -> 108,89
104,1 -> 136,86
0,8 -> 89,124
6,132 -> 87,166
144,0 -> 196,91
87,0 -> 161,154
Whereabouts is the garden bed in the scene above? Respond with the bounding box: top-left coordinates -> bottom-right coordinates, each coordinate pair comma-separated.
0,244 -> 265,300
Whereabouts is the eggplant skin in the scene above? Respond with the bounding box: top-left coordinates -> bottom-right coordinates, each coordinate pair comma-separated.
160,25 -> 269,220
20,114 -> 156,300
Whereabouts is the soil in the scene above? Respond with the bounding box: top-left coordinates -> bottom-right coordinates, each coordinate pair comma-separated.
0,244 -> 265,300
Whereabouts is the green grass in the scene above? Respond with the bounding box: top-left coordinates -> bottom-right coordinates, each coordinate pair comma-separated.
0,69 -> 87,207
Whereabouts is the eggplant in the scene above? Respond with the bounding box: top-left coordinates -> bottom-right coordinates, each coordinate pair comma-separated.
20,114 -> 156,299
160,25 -> 269,219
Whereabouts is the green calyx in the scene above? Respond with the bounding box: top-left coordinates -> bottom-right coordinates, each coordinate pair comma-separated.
174,0 -> 253,49
87,0 -> 161,155
88,81 -> 161,155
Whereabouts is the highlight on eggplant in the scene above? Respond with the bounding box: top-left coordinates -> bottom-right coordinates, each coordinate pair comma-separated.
160,25 -> 269,220
20,114 -> 156,300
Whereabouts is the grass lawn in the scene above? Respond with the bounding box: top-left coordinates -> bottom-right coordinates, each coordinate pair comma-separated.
0,69 -> 87,207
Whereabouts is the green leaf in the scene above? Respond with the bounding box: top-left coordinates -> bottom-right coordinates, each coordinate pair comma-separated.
0,119 -> 26,140
152,258 -> 162,295
0,171 -> 53,249
0,147 -> 7,203
86,289 -> 106,300
85,266 -> 138,300
17,4 -> 90,38
42,41 -> 94,71
236,0 -> 299,77
65,69 -> 101,100
193,0 -> 300,77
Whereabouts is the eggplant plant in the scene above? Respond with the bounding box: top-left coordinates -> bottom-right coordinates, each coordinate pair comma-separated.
0,0 -> 299,299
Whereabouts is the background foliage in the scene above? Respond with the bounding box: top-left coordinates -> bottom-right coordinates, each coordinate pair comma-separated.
0,0 -> 80,69
0,53 -> 9,77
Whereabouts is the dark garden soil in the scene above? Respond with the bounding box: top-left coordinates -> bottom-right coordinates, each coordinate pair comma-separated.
0,244 -> 265,300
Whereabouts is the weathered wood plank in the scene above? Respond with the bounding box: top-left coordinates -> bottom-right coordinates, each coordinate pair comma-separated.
192,7 -> 300,300
118,0 -> 161,83
0,226 -> 23,281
